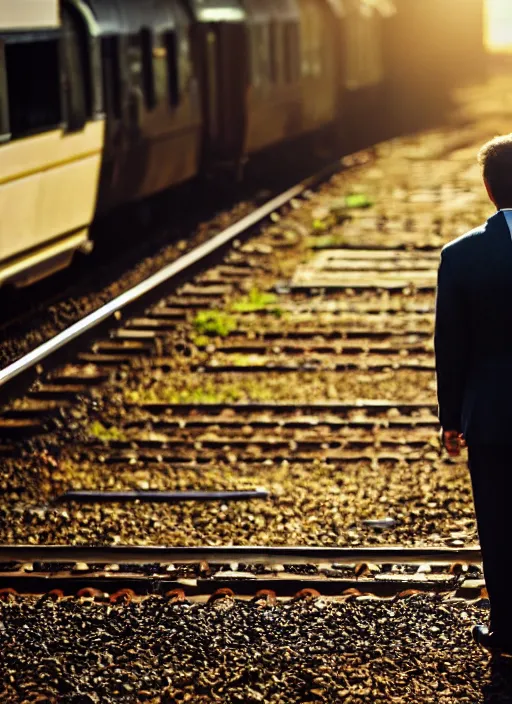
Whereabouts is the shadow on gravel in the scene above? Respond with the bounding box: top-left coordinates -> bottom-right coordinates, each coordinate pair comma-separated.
483,654 -> 512,703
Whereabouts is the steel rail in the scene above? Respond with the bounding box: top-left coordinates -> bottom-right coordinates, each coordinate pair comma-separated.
0,545 -> 482,565
0,159 -> 345,401
134,401 -> 438,413
59,489 -> 269,503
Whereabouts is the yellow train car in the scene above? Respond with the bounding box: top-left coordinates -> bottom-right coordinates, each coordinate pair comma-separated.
0,0 -> 105,287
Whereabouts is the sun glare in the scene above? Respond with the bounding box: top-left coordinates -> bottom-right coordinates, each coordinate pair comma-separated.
486,0 -> 512,53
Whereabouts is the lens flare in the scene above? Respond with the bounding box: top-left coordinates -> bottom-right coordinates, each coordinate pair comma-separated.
486,0 -> 512,52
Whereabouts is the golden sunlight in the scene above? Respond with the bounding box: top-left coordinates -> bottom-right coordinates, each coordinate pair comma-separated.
486,0 -> 512,52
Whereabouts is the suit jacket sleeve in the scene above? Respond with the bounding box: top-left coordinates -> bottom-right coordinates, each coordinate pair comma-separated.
434,249 -> 469,431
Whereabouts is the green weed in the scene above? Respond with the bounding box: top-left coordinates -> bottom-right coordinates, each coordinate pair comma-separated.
193,310 -> 237,337
312,218 -> 329,232
307,232 -> 349,249
344,193 -> 373,209
125,376 -> 280,405
192,334 -> 211,348
88,421 -> 127,442
231,287 -> 282,316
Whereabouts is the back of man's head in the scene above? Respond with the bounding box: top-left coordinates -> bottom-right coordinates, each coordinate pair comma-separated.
478,134 -> 512,210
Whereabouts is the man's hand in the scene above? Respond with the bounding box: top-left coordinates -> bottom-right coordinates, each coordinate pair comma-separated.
442,429 -> 466,457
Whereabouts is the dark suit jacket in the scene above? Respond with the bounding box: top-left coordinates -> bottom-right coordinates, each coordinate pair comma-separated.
435,210 -> 512,445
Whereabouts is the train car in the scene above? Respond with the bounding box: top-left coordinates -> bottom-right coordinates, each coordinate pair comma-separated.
0,0 -> 105,287
87,0 -> 203,214
0,0 -> 485,289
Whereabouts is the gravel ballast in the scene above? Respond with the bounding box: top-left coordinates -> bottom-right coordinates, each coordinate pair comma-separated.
0,593 -> 505,703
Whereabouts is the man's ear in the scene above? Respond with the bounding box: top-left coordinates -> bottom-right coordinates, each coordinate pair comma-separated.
484,178 -> 498,208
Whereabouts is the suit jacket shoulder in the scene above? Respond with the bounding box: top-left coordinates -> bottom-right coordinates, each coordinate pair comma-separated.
441,217 -> 497,261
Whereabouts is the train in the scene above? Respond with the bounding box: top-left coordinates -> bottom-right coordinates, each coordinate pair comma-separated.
0,0 -> 484,288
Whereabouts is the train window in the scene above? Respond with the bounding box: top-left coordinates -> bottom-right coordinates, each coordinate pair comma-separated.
205,30 -> 219,140
248,23 -> 260,87
125,35 -> 144,127
0,42 -> 9,140
178,30 -> 193,98
249,23 -> 272,87
5,37 -> 62,138
61,7 -> 90,132
299,4 -> 311,77
165,29 -> 193,108
127,35 -> 143,88
300,1 -> 322,79
283,21 -> 300,83
152,33 -> 168,105
141,28 -> 156,111
312,6 -> 322,77
164,31 -> 180,107
269,22 -> 281,83
101,36 -> 123,120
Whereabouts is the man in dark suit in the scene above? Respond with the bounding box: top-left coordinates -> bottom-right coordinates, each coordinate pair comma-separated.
435,134 -> 512,652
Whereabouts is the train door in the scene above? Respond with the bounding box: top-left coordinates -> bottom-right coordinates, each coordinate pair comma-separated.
120,29 -> 151,199
188,1 -> 249,177
131,1 -> 202,197
95,33 -> 127,209
83,0 -> 149,209
82,0 -> 125,211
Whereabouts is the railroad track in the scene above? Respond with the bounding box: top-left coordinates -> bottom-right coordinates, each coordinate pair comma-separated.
0,545 -> 484,601
0,119 -> 494,563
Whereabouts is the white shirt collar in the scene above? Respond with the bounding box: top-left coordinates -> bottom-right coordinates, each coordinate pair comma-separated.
500,209 -> 512,238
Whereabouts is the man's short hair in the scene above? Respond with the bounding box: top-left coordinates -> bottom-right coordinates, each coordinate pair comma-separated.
478,134 -> 512,209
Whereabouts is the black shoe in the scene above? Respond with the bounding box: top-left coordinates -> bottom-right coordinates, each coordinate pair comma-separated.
472,624 -> 512,654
